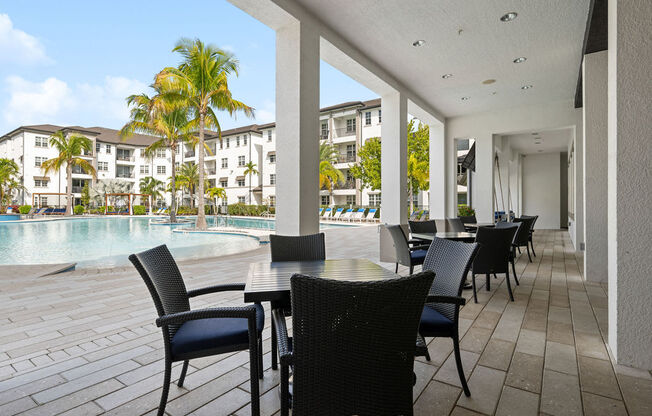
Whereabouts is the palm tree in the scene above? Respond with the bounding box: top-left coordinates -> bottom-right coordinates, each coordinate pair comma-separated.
206,186 -> 226,217
177,163 -> 200,209
120,89 -> 195,223
0,158 -> 23,209
319,143 -> 345,206
407,153 -> 429,213
156,38 -> 254,230
243,161 -> 258,204
138,176 -> 165,212
41,131 -> 97,216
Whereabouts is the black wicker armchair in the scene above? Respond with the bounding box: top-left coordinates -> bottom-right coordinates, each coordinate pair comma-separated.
495,221 -> 524,285
129,245 -> 263,416
447,217 -> 467,232
408,220 -> 437,246
513,217 -> 537,262
417,237 -> 480,397
521,215 -> 539,257
386,224 -> 430,274
274,271 -> 435,416
472,225 -> 518,302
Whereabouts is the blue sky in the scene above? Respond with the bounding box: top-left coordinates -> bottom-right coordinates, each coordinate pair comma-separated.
0,0 -> 377,134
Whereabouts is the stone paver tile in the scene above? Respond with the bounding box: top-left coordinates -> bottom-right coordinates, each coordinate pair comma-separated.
21,379 -> 124,416
546,321 -> 574,345
456,366 -> 506,415
0,357 -> 87,393
617,374 -> 652,416
419,337 -> 453,367
11,360 -> 35,372
460,327 -> 493,353
478,339 -> 515,371
544,341 -> 578,375
548,306 -> 572,324
412,360 -> 438,401
58,401 -> 105,416
578,355 -> 622,400
232,385 -> 281,416
505,352 -> 543,393
472,311 -> 502,330
515,329 -> 546,357
495,385 -> 539,416
449,406 -> 484,416
414,380 -> 461,416
191,387 -> 252,416
540,370 -> 582,416
434,350 -> 479,388
582,392 -> 628,416
0,396 -> 37,415
574,330 -> 609,360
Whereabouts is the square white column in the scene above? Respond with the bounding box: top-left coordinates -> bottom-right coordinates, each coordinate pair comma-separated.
607,0 -> 652,369
473,133 -> 495,223
275,20 -> 320,236
428,122 -> 446,219
380,91 -> 407,224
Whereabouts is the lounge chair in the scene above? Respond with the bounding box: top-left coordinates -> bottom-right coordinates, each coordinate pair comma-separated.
339,208 -> 353,221
421,210 -> 429,220
409,210 -> 423,221
51,208 -> 65,215
34,207 -> 47,215
350,208 -> 366,222
318,208 -> 324,217
331,207 -> 344,220
364,208 -> 378,222
321,207 -> 332,219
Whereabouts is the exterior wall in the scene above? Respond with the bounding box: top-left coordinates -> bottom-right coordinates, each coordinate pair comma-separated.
522,152 -> 561,229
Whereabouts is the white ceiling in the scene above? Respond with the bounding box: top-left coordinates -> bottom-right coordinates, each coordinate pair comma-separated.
295,0 -> 590,118
506,128 -> 573,154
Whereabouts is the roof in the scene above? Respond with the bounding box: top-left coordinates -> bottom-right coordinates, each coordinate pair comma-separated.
88,126 -> 157,146
361,98 -> 381,109
319,101 -> 365,112
257,122 -> 276,130
207,124 -> 261,139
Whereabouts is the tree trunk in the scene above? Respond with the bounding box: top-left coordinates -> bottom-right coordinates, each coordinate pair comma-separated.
66,163 -> 73,216
170,147 -> 177,223
408,182 -> 414,215
196,112 -> 207,230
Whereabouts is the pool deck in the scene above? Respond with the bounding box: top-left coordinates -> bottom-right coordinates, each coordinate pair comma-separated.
0,227 -> 650,415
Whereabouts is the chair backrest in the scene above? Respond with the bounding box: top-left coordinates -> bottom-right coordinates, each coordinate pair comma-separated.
522,215 -> 539,231
423,238 -> 480,321
269,233 -> 326,262
458,215 -> 477,224
323,208 -> 332,217
332,208 -> 343,218
447,217 -> 466,232
473,226 -> 518,274
513,218 -> 535,246
386,225 -> 412,266
291,271 -> 435,416
409,220 -> 437,234
366,208 -> 377,219
341,209 -> 353,218
129,245 -> 190,337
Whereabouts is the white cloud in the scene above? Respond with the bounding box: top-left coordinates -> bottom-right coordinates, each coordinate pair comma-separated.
3,75 -> 148,128
0,14 -> 51,65
255,99 -> 275,123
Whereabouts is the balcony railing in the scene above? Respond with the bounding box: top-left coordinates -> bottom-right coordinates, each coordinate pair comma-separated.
116,172 -> 134,179
319,131 -> 329,141
332,127 -> 356,138
335,180 -> 355,190
117,155 -> 134,162
185,151 -> 196,158
206,169 -> 216,175
71,186 -> 83,193
337,154 -> 356,163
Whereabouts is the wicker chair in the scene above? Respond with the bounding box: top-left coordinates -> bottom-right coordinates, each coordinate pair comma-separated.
513,217 -> 537,262
495,222 -> 525,285
274,271 -> 435,416
521,215 -> 539,257
408,220 -> 437,246
129,245 -> 263,416
386,224 -> 430,274
417,237 -> 480,397
458,214 -> 477,224
447,217 -> 467,232
472,225 -> 519,303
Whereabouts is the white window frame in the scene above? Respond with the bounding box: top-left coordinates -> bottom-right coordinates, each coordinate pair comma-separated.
221,158 -> 228,168
270,174 -> 276,185
365,111 -> 371,125
156,165 -> 166,175
238,156 -> 246,167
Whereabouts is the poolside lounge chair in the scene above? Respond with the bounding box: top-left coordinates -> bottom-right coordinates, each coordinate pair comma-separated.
421,210 -> 429,220
364,208 -> 378,222
331,207 -> 344,220
339,208 -> 353,221
318,208 -> 324,217
350,208 -> 366,222
52,208 -> 66,215
34,207 -> 47,215
321,207 -> 332,219
409,210 -> 423,221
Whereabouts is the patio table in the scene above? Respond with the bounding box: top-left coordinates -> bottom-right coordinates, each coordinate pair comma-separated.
412,232 -> 476,242
463,222 -> 495,229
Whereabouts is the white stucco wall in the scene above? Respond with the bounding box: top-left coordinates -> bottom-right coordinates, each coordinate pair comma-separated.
522,152 -> 561,229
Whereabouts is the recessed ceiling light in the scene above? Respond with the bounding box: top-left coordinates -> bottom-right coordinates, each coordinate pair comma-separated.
492,91 -> 497,95
537,150 -> 543,152
513,57 -> 527,63
521,85 -> 533,90
483,79 -> 496,85
412,40 -> 426,47
531,132 -> 539,135
442,73 -> 453,79
500,12 -> 518,22
461,96 -> 470,101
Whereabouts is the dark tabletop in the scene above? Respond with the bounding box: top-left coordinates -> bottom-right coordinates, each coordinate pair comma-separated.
463,222 -> 495,228
244,258 -> 398,303
412,232 -> 476,242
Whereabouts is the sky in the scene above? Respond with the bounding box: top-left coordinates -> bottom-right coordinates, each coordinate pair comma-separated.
0,0 -> 377,135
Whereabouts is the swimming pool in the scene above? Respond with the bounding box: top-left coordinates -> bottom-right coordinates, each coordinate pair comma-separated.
204,216 -> 356,230
0,217 -> 260,268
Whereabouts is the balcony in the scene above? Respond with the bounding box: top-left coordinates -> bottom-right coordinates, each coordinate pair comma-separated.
116,155 -> 135,163
71,186 -> 83,193
185,151 -> 196,158
337,154 -> 356,163
319,131 -> 329,141
332,127 -> 356,142
335,180 -> 355,190
206,169 -> 217,175
116,172 -> 134,179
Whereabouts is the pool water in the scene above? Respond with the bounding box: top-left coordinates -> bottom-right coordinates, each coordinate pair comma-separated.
0,217 -> 260,268
204,216 -> 355,230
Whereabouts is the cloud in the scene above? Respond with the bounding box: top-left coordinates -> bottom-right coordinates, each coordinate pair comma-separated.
0,14 -> 51,65
3,75 -> 148,128
255,99 -> 275,123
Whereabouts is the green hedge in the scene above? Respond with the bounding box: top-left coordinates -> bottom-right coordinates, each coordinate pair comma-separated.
457,205 -> 476,217
227,203 -> 272,217
73,205 -> 85,215
18,205 -> 32,214
132,205 -> 146,215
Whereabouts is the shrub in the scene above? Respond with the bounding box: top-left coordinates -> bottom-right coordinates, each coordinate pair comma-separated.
458,205 -> 476,217
132,205 -> 146,215
227,203 -> 269,216
18,205 -> 32,214
73,205 -> 85,215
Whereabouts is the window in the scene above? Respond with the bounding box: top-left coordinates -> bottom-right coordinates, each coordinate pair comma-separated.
156,149 -> 166,158
243,134 -> 248,145
35,136 -> 49,148
321,122 -> 328,138
378,110 -> 382,123
157,165 -> 166,175
219,139 -> 223,149
140,149 -> 146,157
226,138 -> 230,148
220,179 -> 228,188
97,161 -> 109,171
34,179 -> 49,187
106,144 -> 111,154
221,197 -> 228,206
346,144 -> 356,161
269,196 -> 276,207
96,143 -> 101,153
34,156 -> 47,167
221,158 -> 228,168
269,153 -> 276,163
267,130 -> 272,141
321,195 -> 330,206
346,195 -> 355,205
237,178 -> 245,187
346,118 -> 356,133
365,112 -> 371,125
238,196 -> 246,203
236,136 -> 240,147
176,146 -> 180,154
40,197 -> 48,206
456,139 -> 470,151
269,174 -> 276,185
238,156 -> 246,167
139,165 -> 149,175
369,193 -> 381,207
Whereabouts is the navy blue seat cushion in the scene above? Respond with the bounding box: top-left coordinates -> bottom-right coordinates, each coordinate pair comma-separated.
171,303 -> 264,358
419,305 -> 454,335
410,249 -> 428,263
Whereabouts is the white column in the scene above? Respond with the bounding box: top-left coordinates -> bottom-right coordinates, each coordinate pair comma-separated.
607,0 -> 652,369
574,108 -> 584,257
582,51 -> 608,282
275,20 -> 320,236
474,133 -> 494,222
380,91 -> 407,224
428,122 -> 446,219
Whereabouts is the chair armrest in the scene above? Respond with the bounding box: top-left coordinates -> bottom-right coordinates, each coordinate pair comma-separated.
187,283 -> 246,298
426,295 -> 466,306
156,305 -> 256,327
410,244 -> 431,252
272,308 -> 293,366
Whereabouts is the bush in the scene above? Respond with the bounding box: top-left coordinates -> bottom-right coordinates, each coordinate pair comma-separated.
227,203 -> 269,217
73,205 -> 85,215
458,205 -> 476,217
132,205 -> 146,215
176,206 -> 197,215
18,205 -> 32,214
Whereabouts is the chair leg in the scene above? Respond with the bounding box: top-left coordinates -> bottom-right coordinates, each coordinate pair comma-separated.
530,239 -> 537,257
517,246 -> 521,254
271,318 -> 278,370
158,358 -> 172,416
395,263 -> 399,273
280,363 -> 290,416
249,335 -> 260,416
511,259 -> 519,285
453,337 -> 471,397
424,349 -> 431,361
493,273 -> 498,279
526,245 -> 532,262
505,268 -> 514,302
486,273 -> 491,291
258,335 -> 264,379
472,274 -> 478,303
177,360 -> 189,387
409,265 -> 414,275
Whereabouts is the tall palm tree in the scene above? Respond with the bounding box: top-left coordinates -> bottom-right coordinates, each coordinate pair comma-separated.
319,143 -> 345,206
0,158 -> 23,209
120,90 -> 194,223
177,163 -> 207,209
206,186 -> 226,216
156,38 -> 254,230
41,131 -> 97,216
407,153 -> 429,213
138,176 -> 165,212
243,161 -> 258,204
